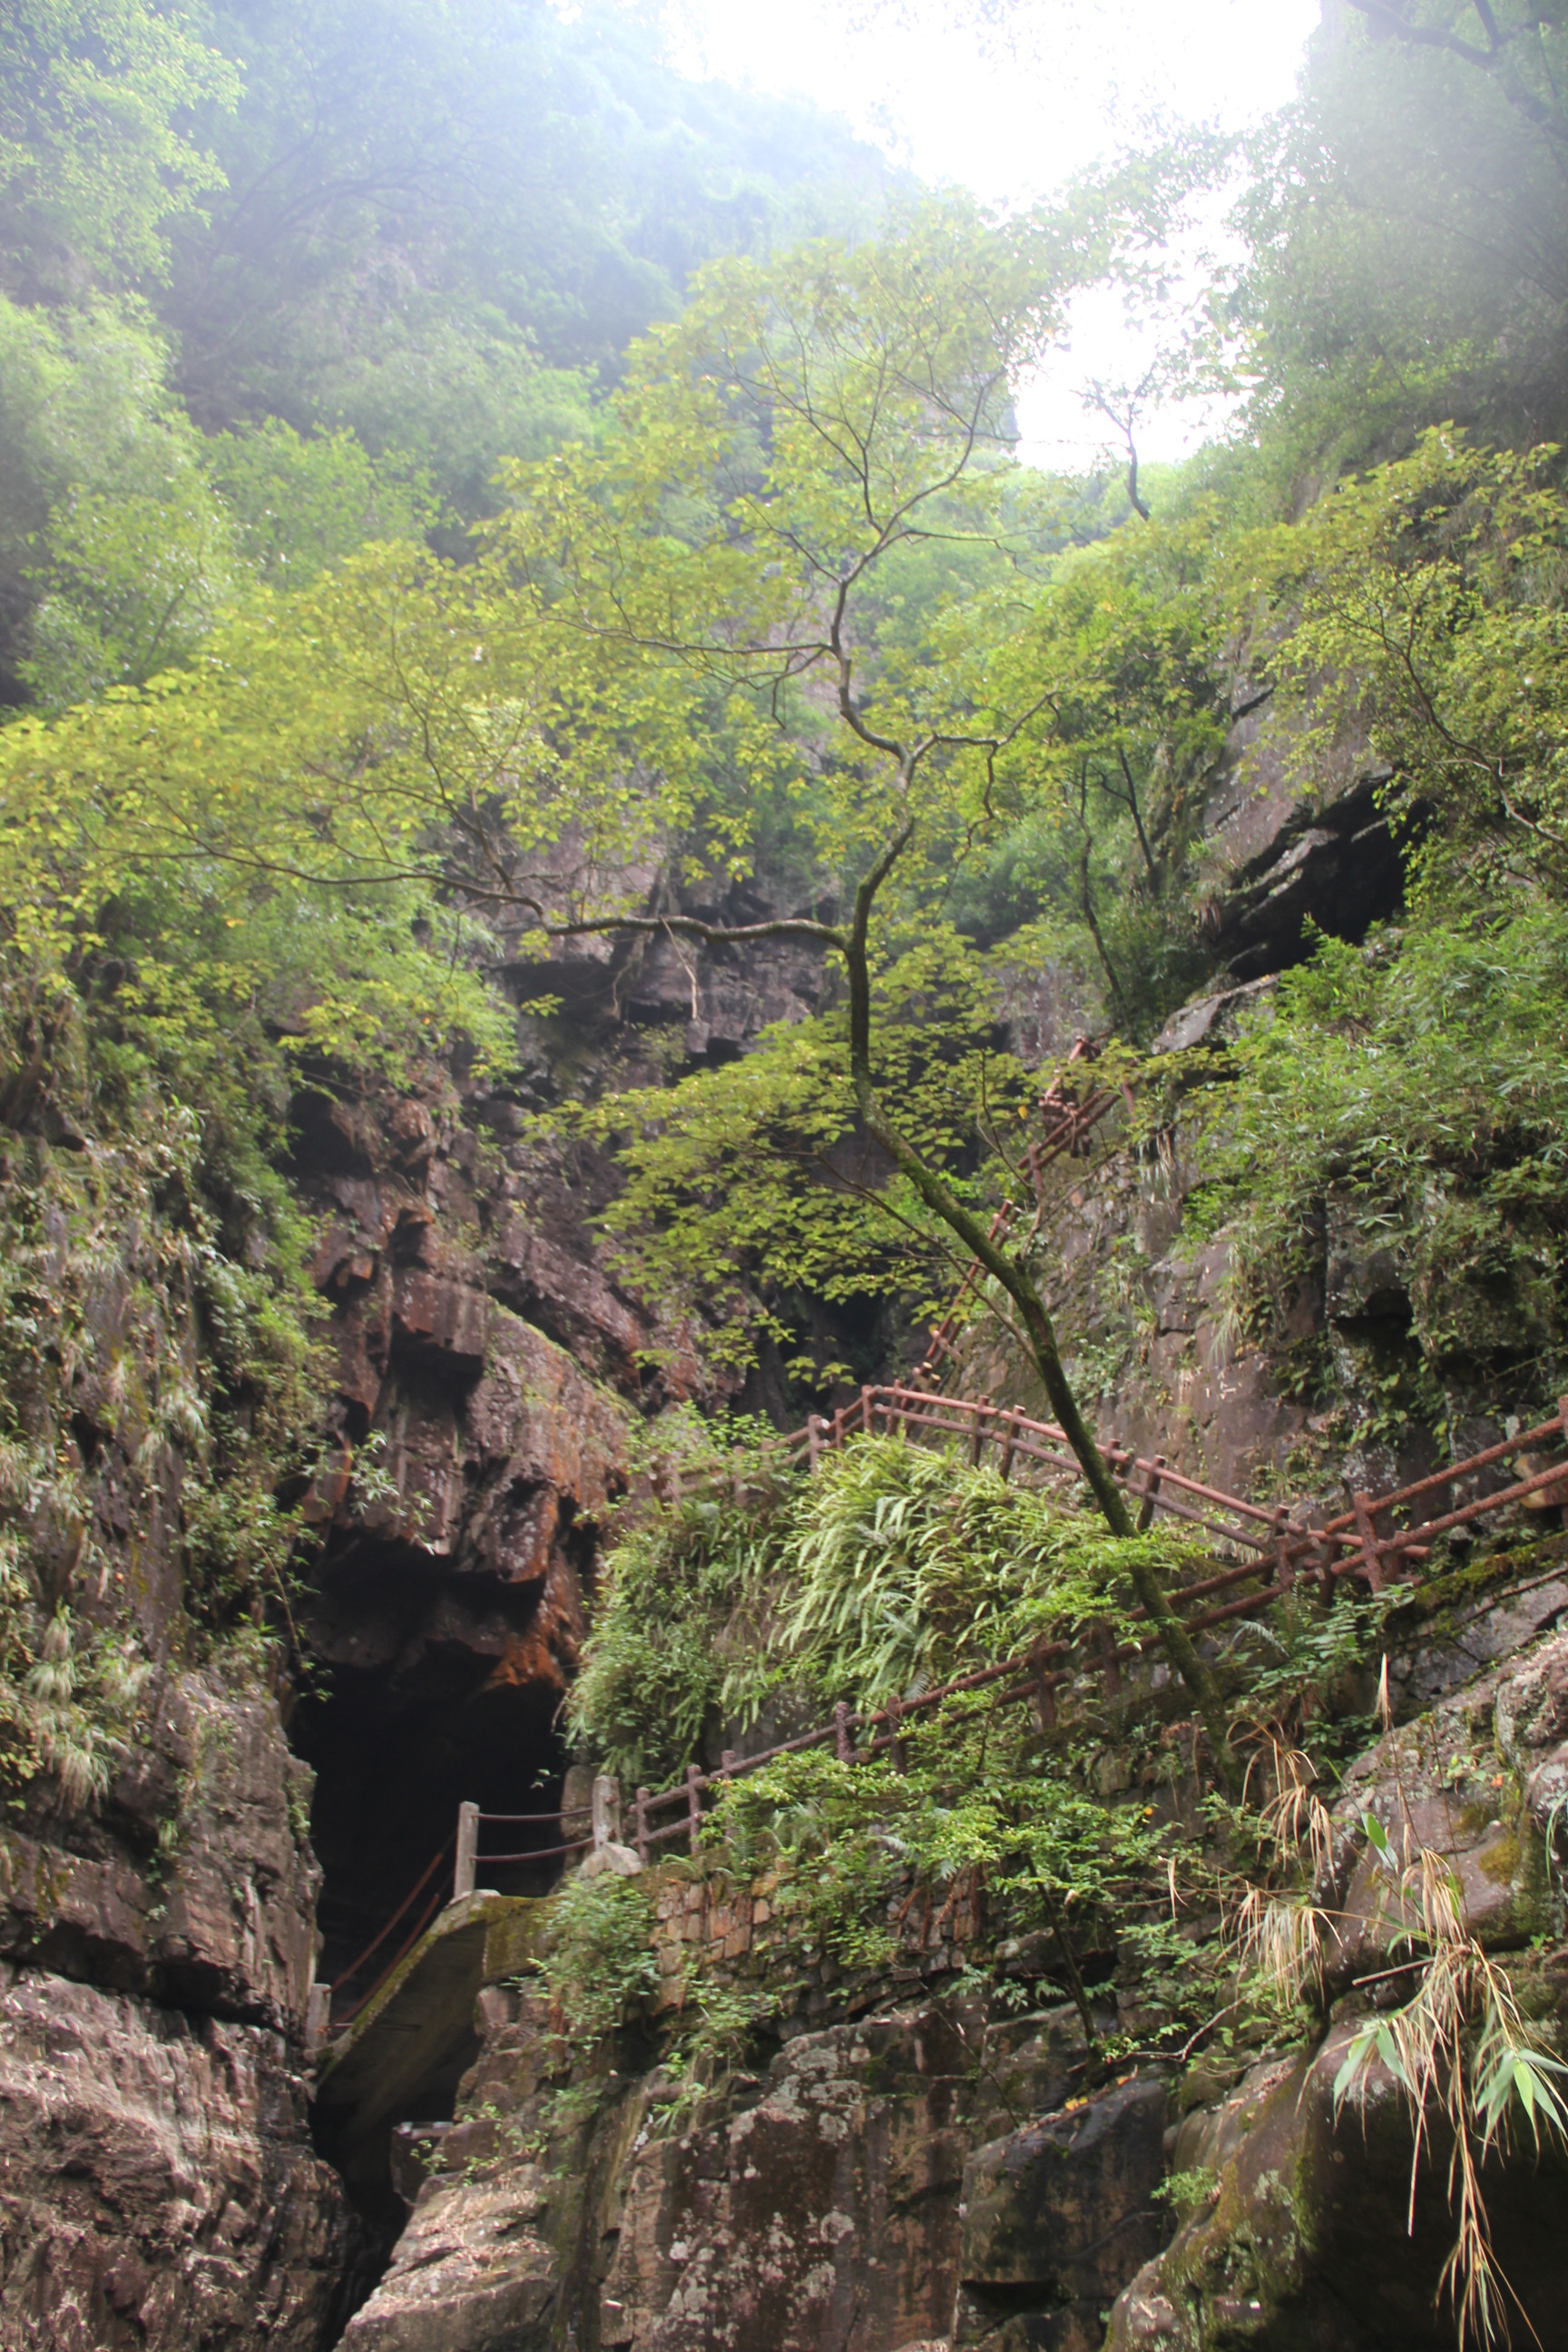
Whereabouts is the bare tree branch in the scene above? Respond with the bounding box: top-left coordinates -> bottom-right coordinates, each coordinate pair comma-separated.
548,912 -> 848,951
1343,0 -> 1566,142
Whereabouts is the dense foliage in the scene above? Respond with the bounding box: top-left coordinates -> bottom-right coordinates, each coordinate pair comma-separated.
0,0 -> 891,704
6,11 -> 1568,2323
2,2 -> 1568,1794
571,1434 -> 1196,1789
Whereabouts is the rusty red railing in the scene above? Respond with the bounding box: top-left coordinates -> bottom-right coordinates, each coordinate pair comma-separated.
438,1391 -> 1568,1900
325,1055 -> 1568,2015
323,1390 -> 1568,2038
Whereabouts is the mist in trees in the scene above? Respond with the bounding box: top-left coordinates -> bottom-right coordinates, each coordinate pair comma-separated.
2,0 -> 1566,1607
0,0 -> 894,705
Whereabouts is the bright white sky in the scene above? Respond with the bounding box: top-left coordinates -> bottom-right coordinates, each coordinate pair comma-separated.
663,0 -> 1324,469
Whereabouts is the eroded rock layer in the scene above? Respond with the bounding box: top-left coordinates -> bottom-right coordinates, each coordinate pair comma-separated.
0,1661 -> 348,2351
0,1968 -> 343,2351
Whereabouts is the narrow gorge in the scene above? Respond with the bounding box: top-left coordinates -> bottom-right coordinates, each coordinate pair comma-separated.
4,3 -> 1568,2347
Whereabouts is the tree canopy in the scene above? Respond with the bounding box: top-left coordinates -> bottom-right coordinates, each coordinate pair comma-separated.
2,0 -> 1567,1712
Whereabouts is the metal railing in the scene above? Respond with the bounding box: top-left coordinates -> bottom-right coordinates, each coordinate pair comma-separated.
320,1044 -> 1568,2022
318,1388 -> 1568,2046
436,1392 -> 1568,1895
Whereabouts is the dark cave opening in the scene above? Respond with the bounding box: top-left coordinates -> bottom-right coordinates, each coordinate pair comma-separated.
291,1565 -> 575,2014
296,1551 -> 586,2306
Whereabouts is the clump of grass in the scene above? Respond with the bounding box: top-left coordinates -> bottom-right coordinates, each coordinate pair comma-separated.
1236,1690 -> 1568,2350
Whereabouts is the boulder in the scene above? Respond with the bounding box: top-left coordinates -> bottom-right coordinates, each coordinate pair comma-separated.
955,2076 -> 1169,2352
1324,1195 -> 1408,1326
1151,977 -> 1276,1058
1110,2020 -> 1568,2350
342,2169 -> 557,2352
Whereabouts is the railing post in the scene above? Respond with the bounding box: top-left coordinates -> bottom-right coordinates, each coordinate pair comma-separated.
591,1773 -> 621,1852
1351,1492 -> 1386,1592
835,1700 -> 854,1763
635,1786 -> 650,1869
861,1385 -> 874,1435
969,1397 -> 989,1468
1273,1508 -> 1296,1596
305,1980 -> 331,2054
997,1409 -> 1019,1483
831,1406 -> 846,1451
807,1415 -> 824,1472
685,1762 -> 703,1856
454,1801 -> 479,1902
1135,1455 -> 1166,1533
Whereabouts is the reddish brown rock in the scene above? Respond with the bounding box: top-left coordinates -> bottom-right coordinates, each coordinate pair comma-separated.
488,1218 -> 651,1387
149,1678 -> 322,2033
0,1672 -> 318,2036
391,1269 -> 491,1376
466,1308 -> 628,1524
0,1831 -> 154,1991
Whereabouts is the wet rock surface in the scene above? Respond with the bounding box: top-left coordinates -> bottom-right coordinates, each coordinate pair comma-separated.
1112,2016 -> 1568,2352
955,2077 -> 1168,2352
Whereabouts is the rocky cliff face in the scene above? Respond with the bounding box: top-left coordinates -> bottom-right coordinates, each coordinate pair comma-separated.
0,875 -> 846,2347
0,677 -> 1536,2352
339,1984 -> 1170,2352
955,691 -> 1537,1521
0,1661 -> 348,2349
333,1563 -> 1568,2352
0,1968 -> 340,2351
283,905 -> 880,1997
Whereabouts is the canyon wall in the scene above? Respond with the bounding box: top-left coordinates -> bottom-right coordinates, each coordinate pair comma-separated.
0,681 -> 1553,2352
0,1661 -> 346,2349
333,1573 -> 1568,2352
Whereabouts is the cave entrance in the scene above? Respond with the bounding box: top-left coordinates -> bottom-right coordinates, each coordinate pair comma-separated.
295,1575 -> 578,2284
291,1576 -> 574,2017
